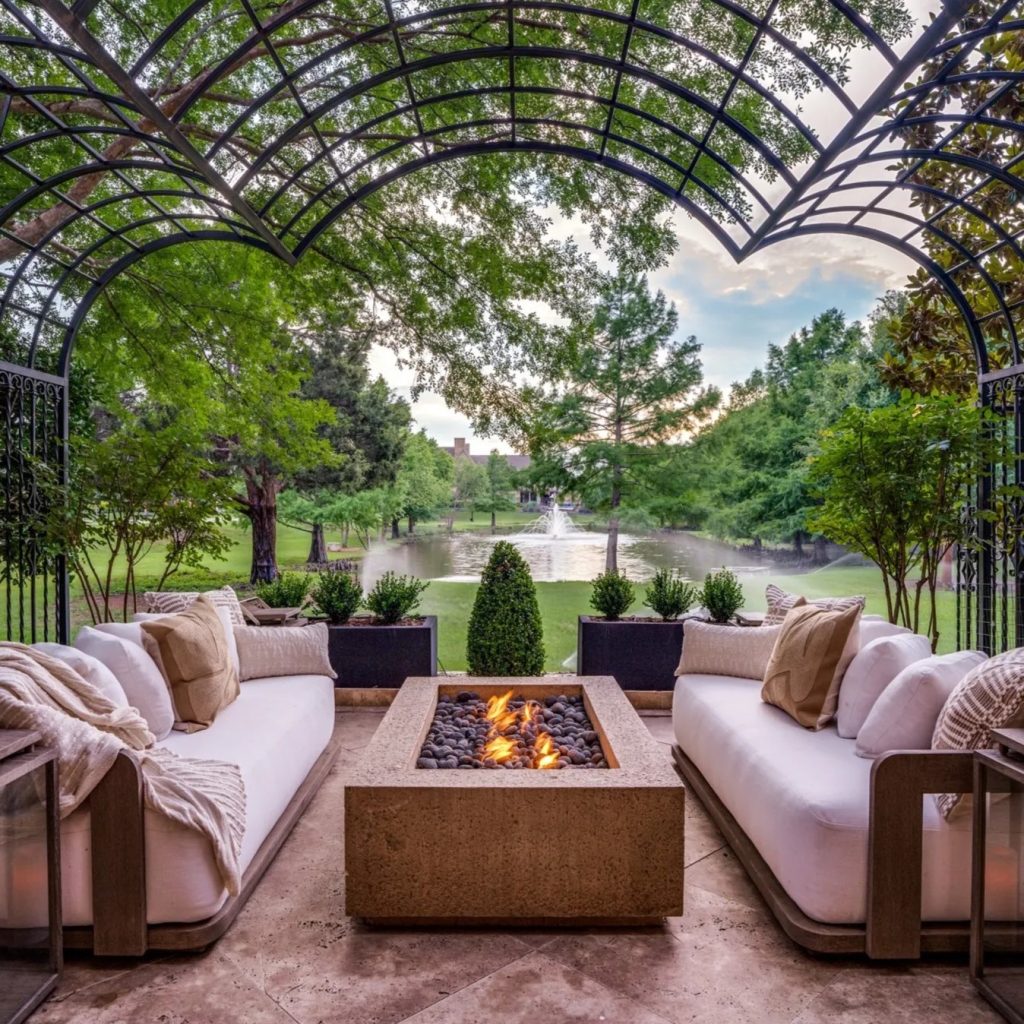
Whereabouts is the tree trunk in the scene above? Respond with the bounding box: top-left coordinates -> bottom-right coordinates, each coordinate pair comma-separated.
391,518 -> 400,539
752,536 -> 762,554
490,510 -> 496,533
342,524 -> 350,547
793,531 -> 804,558
408,515 -> 415,535
242,466 -> 280,583
813,535 -> 829,566
307,522 -> 327,565
469,507 -> 474,522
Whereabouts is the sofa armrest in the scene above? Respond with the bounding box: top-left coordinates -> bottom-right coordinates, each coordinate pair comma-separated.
90,750 -> 147,955
867,749 -> 974,959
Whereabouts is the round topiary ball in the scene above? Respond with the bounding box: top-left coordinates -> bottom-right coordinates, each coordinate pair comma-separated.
466,541 -> 545,675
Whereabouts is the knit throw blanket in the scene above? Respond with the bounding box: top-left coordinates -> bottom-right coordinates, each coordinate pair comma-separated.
0,643 -> 246,895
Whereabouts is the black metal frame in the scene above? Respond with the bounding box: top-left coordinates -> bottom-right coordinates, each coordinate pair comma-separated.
0,0 -> 1021,645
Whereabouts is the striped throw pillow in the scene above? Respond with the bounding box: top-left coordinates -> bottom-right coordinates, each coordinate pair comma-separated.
142,585 -> 245,627
763,584 -> 865,626
933,648 -> 1024,819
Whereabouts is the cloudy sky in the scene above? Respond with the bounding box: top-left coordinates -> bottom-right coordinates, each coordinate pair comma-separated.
369,0 -> 937,454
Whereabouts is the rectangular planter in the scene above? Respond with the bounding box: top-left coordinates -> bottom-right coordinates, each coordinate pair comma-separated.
327,616 -> 437,688
577,616 -> 686,691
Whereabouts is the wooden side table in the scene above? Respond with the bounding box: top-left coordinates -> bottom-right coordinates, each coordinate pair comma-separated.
971,728 -> 1024,1024
0,730 -> 61,1024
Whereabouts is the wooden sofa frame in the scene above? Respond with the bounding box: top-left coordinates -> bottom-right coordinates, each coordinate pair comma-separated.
673,744 -> 978,959
63,743 -> 336,956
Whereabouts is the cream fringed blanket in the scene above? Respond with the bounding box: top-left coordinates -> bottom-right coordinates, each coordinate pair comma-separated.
0,642 -> 246,895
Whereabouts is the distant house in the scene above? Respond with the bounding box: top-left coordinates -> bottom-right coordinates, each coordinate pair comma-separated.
442,438 -> 536,503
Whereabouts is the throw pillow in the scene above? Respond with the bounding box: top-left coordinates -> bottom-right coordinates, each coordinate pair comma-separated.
857,618 -> 914,648
856,650 -> 988,759
836,633 -> 933,738
134,606 -> 240,677
74,626 -> 174,740
34,642 -> 129,708
763,585 -> 806,626
763,583 -> 865,627
675,621 -> 783,680
761,603 -> 862,729
139,596 -> 240,732
141,586 -> 245,627
234,623 -> 337,682
933,649 -> 1024,819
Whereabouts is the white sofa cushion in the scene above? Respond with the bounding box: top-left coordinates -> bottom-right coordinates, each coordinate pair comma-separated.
34,642 -> 128,708
674,672 -> 975,924
856,651 -> 988,759
56,673 -> 335,927
836,633 -> 932,738
74,626 -> 173,740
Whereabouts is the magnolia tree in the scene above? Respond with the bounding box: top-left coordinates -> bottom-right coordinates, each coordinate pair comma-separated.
808,395 -> 1000,650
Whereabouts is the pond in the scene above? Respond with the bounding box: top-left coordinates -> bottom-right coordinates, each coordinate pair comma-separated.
358,524 -> 779,587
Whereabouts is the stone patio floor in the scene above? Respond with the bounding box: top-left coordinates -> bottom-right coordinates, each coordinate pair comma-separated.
36,709 -> 1001,1024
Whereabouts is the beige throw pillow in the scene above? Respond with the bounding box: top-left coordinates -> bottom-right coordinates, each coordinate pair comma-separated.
139,596 -> 240,732
932,649 -> 1024,819
676,621 -> 783,680
761,603 -> 862,729
234,622 -> 336,681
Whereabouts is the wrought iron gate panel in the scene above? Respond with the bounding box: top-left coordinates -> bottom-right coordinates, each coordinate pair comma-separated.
0,361 -> 69,644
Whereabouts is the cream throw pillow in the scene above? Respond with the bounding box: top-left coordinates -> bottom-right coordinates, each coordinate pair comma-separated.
933,649 -> 1024,819
234,623 -> 336,682
835,632 -> 933,738
856,650 -> 987,759
761,603 -> 862,729
35,642 -> 129,709
139,596 -> 240,732
675,621 -> 782,680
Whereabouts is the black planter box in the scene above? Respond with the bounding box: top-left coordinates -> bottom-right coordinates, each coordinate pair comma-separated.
577,616 -> 687,691
327,616 -> 437,688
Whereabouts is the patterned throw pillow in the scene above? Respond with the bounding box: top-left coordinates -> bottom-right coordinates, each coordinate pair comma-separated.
933,648 -> 1024,819
763,584 -> 864,626
142,585 -> 245,627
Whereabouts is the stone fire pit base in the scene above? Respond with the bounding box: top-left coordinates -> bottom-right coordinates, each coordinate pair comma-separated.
344,676 -> 685,925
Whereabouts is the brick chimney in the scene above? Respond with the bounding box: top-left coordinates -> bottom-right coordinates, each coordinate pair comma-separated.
453,437 -> 470,458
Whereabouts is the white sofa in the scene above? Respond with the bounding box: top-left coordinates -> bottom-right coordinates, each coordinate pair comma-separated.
672,624 -> 1006,958
7,618 -> 337,956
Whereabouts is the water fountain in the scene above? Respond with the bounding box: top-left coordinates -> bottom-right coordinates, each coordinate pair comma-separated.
517,504 -> 585,539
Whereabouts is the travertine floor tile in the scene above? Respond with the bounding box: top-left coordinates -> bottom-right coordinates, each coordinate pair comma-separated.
397,949 -> 674,1024
543,887 -> 840,1024
643,714 -> 676,746
791,966 -> 1002,1023
683,798 -> 725,867
684,845 -> 763,910
33,952 -> 294,1024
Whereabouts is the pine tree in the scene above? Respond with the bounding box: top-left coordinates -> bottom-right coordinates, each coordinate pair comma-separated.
466,541 -> 545,675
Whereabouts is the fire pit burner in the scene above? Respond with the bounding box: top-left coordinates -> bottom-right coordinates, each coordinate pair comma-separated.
417,691 -> 607,769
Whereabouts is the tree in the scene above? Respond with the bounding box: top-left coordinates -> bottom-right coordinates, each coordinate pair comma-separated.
467,542 -> 545,675
532,272 -> 719,569
473,452 -> 516,532
54,418 -> 233,623
808,396 -> 994,649
453,458 -> 488,521
394,432 -> 455,535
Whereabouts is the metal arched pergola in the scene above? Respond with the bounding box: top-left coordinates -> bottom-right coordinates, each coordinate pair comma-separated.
1,0 -> 1022,648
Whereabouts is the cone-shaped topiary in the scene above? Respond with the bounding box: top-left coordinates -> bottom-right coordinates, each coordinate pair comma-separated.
467,541 -> 545,675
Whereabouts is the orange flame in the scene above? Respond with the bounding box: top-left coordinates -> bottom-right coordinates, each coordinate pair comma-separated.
534,731 -> 560,769
486,689 -> 517,733
483,734 -> 517,764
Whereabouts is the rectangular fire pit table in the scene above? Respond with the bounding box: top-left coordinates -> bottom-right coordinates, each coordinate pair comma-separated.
344,676 -> 685,925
